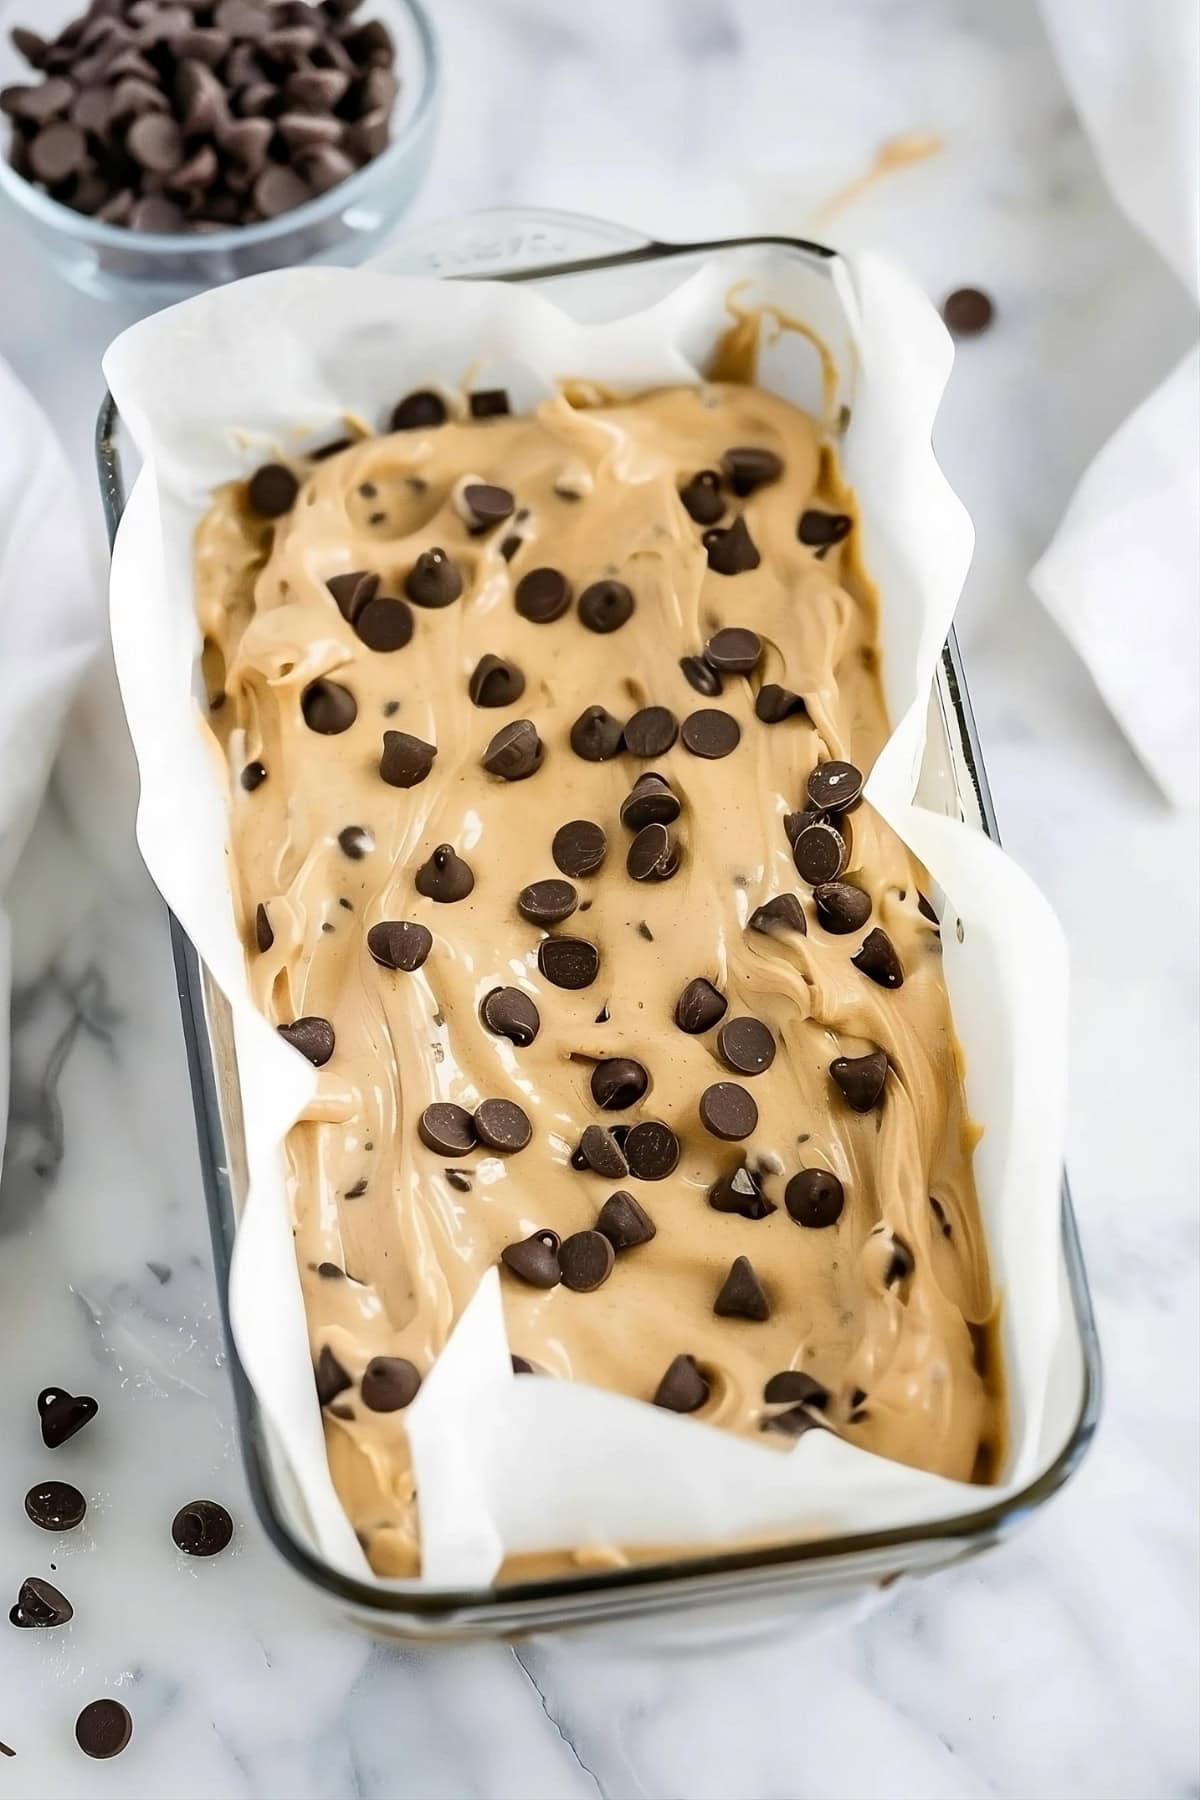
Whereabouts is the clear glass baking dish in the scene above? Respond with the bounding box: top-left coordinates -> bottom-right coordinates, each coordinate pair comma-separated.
96,208 -> 1101,1642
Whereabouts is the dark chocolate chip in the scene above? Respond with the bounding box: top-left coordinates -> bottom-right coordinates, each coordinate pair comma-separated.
762,1405 -> 823,1439
37,1386 -> 98,1450
942,287 -> 995,336
517,879 -> 578,926
474,1098 -> 532,1152
391,390 -> 446,431
24,1481 -> 86,1532
764,1370 -> 829,1407
716,1016 -> 776,1076
480,987 -> 540,1047
570,704 -> 625,762
784,808 -> 825,847
171,1500 -> 233,1557
315,1345 -> 351,1406
30,121 -> 88,183
623,1119 -> 680,1181
337,825 -> 373,861
418,1103 -> 477,1156
620,774 -> 680,830
596,1190 -> 657,1249
501,1231 -> 561,1288
469,654 -> 525,707
415,844 -> 474,903
552,818 -> 607,878
248,463 -> 298,518
404,548 -> 463,608
680,653 -> 723,697
708,1164 -> 776,1219
482,718 -> 543,781
361,1357 -> 421,1412
302,679 -> 357,735
704,626 -> 762,673
679,470 -> 725,524
326,569 -> 379,621
559,1230 -> 616,1292
511,1355 -> 535,1374
445,1170 -> 472,1193
626,822 -> 678,882
590,1058 -> 649,1110
514,566 -> 572,623
241,760 -> 267,791
10,1577 -> 73,1629
703,515 -> 760,575
798,510 -> 852,548
468,388 -> 510,418
538,937 -> 599,990
681,709 -> 740,758
807,760 -> 863,813
380,729 -> 437,787
355,596 -> 414,652
653,1354 -> 708,1413
814,881 -> 872,934
885,1235 -> 916,1285
749,893 -> 807,937
578,579 -> 634,633
278,1017 -> 335,1066
127,111 -> 184,173
721,446 -> 783,497
830,1049 -> 889,1112
793,820 -> 848,885
755,683 -> 807,723
699,1082 -> 758,1141
851,928 -> 904,989
463,482 -> 515,530
367,921 -> 432,972
75,1700 -> 132,1761
577,1124 -> 629,1177
714,1255 -> 770,1321
255,904 -> 274,953
785,1168 -> 845,1228
918,892 -> 939,924
674,976 -> 727,1034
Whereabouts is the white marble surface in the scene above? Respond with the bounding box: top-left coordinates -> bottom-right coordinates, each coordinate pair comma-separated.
1,0 -> 1198,1795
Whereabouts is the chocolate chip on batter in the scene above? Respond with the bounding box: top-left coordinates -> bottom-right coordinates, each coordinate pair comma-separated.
653,1354 -> 709,1413
700,1082 -> 758,1141
679,470 -> 726,524
38,1387 -> 97,1449
241,761 -> 267,792
315,1345 -> 352,1407
721,446 -> 783,497
681,709 -> 740,758
391,390 -> 446,431
674,976 -> 727,1034
463,483 -> 515,531
10,1577 -> 73,1629
749,893 -> 807,938
620,774 -> 681,830
704,627 -> 762,673
762,1405 -> 823,1439
24,1481 -> 86,1533
538,936 -> 600,990
552,818 -> 607,878
419,1103 -> 477,1156
171,1499 -> 234,1557
380,730 -> 437,788
716,1016 -> 776,1076
784,808 -> 824,847
807,760 -> 863,813
445,1170 -> 473,1193
570,704 -> 625,762
367,921 -> 433,971
793,819 -> 848,885
356,596 -> 415,652
338,826 -> 374,860
830,1049 -> 889,1112
704,515 -> 760,575
590,1058 -> 649,1110
468,389 -> 510,418
577,1124 -> 629,1177
626,822 -> 679,882
798,510 -> 852,549
302,679 -> 357,735
623,1119 -> 680,1180
714,1255 -> 770,1321
515,566 -> 572,623
708,1164 -> 776,1219
680,653 -> 723,697
480,986 -> 541,1046
405,549 -> 464,611
785,1168 -> 845,1228
469,654 -> 526,708
852,928 -> 904,989
765,1372 -> 829,1409
482,718 -> 543,781
578,579 -> 634,633
559,1230 -> 616,1292
278,1017 -> 335,1066
918,892 -> 940,924
247,463 -> 298,518
814,881 -> 872,934
596,1190 -> 657,1249
416,844 -> 475,903
361,1358 -> 422,1412
255,904 -> 274,953
755,683 -> 807,723
517,879 -> 578,926
474,1098 -> 533,1152
501,1230 -> 561,1288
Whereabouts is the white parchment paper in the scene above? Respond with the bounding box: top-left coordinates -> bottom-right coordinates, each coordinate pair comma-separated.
104,248 -> 1068,1586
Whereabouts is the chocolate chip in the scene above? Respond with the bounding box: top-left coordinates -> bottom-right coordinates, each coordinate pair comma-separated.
419,1103 -> 477,1156
756,683 -> 806,723
570,704 -> 625,761
380,729 -> 436,787
681,709 -> 740,758
367,921 -> 432,971
590,1058 -> 649,1110
807,760 -> 863,813
714,1255 -> 770,1321
559,1230 -> 616,1292
793,820 -> 848,884
716,1016 -> 775,1076
415,844 -> 474,903
241,760 -> 267,791
784,808 -> 825,847
578,579 -> 634,633
721,446 -> 783,497
361,1357 -> 421,1412
315,1346 -> 352,1407
511,1354 -> 535,1374
577,1124 -> 629,1177
852,928 -> 904,989
699,1082 -> 758,1141
127,111 -> 183,173
326,569 -> 378,621
468,388 -> 510,418
786,1168 -> 845,1228
474,1098 -> 532,1152
653,1355 -> 708,1413
255,904 -> 274,953
445,1170 -> 472,1193
552,819 -> 607,878
538,937 -> 599,990
501,1230 -> 561,1288
918,892 -> 939,924
130,195 -> 187,233
679,470 -> 725,524
391,390 -> 447,431
517,879 -> 578,925
483,718 -> 543,781
469,654 -> 525,707
29,121 -> 88,183
830,1049 -> 889,1112
705,626 -> 762,673
338,825 -> 373,860
463,483 -> 515,530
623,1119 -> 680,1180
798,510 -> 852,549
597,1191 -> 656,1249
762,1405 -> 823,1439
278,1017 -> 335,1066
37,1386 -> 97,1449
626,822 -> 678,882
814,881 -> 872,934
942,287 -> 995,336
673,976 -> 727,1041
515,566 -> 572,622
24,1481 -> 86,1532
404,548 -> 463,608
708,1164 -> 776,1219
75,1700 -> 132,1761
247,463 -> 299,518
171,1500 -> 233,1557
749,893 -> 807,937
680,653 -> 723,697
620,774 -> 680,830
9,1577 -> 73,1629
302,679 -> 357,735
356,596 -> 414,652
704,515 -> 760,575
885,1236 -> 915,1285
480,987 -> 540,1046
764,1370 -> 829,1407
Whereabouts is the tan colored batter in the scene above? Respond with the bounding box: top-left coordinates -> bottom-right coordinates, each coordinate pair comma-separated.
196,380 -> 1004,1579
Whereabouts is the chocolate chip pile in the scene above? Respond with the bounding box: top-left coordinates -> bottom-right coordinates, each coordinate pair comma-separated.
0,0 -> 398,233
197,376 -> 1003,1576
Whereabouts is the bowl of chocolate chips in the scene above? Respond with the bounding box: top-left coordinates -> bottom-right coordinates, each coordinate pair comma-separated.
0,0 -> 438,299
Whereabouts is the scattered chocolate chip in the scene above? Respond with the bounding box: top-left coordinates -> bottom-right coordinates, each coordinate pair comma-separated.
570,704 -> 625,761
716,1016 -> 776,1076
798,510 -> 852,549
653,1354 -> 708,1413
380,729 -> 437,788
830,1049 -> 889,1112
559,1230 -> 616,1292
784,808 -> 824,847
538,937 -> 599,990
552,819 -> 607,878
597,1191 -> 656,1249
762,1405 -> 823,1439
699,1082 -> 758,1141
480,987 -> 540,1046
786,1168 -> 845,1228
714,1255 -> 770,1321
749,893 -> 807,937
764,1371 -> 829,1407
255,904 -> 274,953
311,438 -> 354,463
814,881 -> 872,934
674,976 -> 727,1034
852,928 -> 904,988
755,683 -> 807,723
469,654 -> 525,707
361,1357 -> 421,1411
942,287 -> 995,336
445,1170 -> 472,1193
278,1017 -> 335,1066
171,1500 -> 233,1557
885,1237 -> 915,1285
681,708 -> 740,758
302,679 -> 357,735
463,482 -> 515,531
355,596 -> 414,653
75,1700 -> 132,1761
474,1098 -> 532,1152
590,1058 -> 649,1110
704,515 -> 760,575
807,760 -> 863,813
501,1231 -> 561,1288
793,820 -> 848,885
577,1124 -> 629,1177
9,1577 -> 73,1629
482,718 -> 543,781
317,1263 -> 344,1280
469,389 -> 510,418
705,626 -> 762,673
338,825 -> 373,860
918,892 -> 940,924
708,1164 -> 776,1219
721,446 -> 783,496
404,548 -> 463,608
24,1481 -> 86,1532
620,774 -> 680,830
241,761 -> 267,792
248,463 -> 298,518
418,1103 -> 477,1156
37,1387 -> 97,1449
391,391 -> 446,431
626,822 -> 678,882
415,844 -> 474,903
511,1355 -> 535,1374
623,1119 -> 680,1180
367,921 -> 432,971
517,879 -> 578,926
515,566 -> 572,623
680,653 -> 723,697
679,470 -> 725,524
578,579 -> 634,633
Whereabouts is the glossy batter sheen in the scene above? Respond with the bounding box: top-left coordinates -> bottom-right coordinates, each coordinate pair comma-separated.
195,381 -> 1004,1579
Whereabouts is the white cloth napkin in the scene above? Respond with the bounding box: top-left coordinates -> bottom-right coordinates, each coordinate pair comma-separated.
1033,0 -> 1200,805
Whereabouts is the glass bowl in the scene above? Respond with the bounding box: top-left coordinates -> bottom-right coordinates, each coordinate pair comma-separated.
0,0 -> 438,303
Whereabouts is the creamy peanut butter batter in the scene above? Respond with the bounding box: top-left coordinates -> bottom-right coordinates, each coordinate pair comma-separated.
196,379 -> 1004,1579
